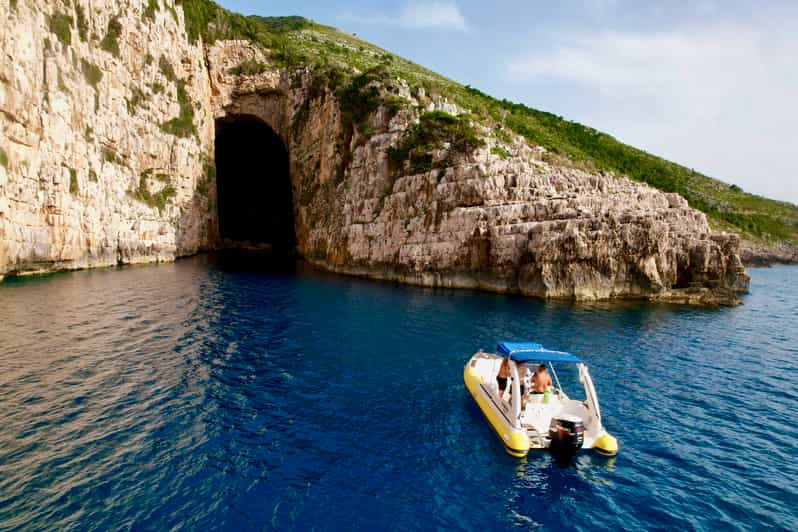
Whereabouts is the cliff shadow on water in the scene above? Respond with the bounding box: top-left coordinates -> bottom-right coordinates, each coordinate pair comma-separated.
215,114 -> 296,254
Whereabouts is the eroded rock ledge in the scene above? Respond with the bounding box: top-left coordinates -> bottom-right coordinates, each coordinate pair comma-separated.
0,1 -> 749,305
740,241 -> 798,267
305,167 -> 750,306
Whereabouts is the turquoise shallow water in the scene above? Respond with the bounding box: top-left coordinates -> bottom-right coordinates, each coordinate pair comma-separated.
0,256 -> 796,530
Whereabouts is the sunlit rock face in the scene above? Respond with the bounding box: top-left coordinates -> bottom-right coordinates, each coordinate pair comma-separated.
0,0 -> 217,276
0,1 -> 748,304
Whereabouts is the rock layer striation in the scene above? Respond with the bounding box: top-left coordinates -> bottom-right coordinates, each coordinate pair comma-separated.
0,1 -> 749,304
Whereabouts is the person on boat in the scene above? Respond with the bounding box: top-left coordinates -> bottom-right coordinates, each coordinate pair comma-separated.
532,364 -> 553,393
517,361 -> 528,397
496,358 -> 510,397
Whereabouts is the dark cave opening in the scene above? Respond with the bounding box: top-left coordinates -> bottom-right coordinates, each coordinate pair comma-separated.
674,264 -> 692,289
215,114 -> 295,251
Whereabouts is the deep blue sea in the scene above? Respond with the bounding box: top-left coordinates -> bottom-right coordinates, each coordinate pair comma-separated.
0,255 -> 796,531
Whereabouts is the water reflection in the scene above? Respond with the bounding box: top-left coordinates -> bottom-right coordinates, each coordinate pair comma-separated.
0,258 -> 795,530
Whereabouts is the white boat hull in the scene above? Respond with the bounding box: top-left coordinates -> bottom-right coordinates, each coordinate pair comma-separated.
465,352 -> 618,457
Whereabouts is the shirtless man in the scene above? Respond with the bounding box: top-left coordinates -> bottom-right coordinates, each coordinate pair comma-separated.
532,364 -> 553,393
496,358 -> 510,397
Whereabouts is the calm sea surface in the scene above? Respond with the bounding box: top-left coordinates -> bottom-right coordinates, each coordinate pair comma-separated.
0,255 -> 796,531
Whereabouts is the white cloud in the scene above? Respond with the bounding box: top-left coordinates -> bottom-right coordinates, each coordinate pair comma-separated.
584,0 -> 620,18
504,20 -> 798,203
398,1 -> 468,31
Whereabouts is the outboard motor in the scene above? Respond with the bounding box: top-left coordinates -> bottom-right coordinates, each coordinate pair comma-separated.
548,414 -> 584,459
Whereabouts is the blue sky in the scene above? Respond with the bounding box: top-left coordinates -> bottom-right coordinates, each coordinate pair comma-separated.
217,1 -> 798,204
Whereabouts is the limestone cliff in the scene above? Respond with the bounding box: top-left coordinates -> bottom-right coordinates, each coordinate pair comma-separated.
0,0 -> 750,304
740,241 -> 798,267
0,0 -> 216,274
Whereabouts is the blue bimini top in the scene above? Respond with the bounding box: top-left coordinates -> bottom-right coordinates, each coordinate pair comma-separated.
496,341 -> 582,364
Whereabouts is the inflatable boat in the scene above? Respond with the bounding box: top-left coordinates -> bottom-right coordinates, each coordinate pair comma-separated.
464,341 -> 618,458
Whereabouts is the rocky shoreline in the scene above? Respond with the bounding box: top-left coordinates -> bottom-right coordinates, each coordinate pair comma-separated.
740,241 -> 798,267
0,1 -> 754,305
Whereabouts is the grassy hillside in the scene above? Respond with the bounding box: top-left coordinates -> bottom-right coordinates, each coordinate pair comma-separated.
175,0 -> 798,245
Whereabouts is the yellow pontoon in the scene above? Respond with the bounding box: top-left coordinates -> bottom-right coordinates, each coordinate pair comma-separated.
464,341 -> 618,458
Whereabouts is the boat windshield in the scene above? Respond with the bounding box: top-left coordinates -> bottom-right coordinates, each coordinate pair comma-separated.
523,361 -> 584,400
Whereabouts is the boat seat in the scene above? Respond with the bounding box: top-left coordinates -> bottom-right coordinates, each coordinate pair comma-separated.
520,402 -> 560,434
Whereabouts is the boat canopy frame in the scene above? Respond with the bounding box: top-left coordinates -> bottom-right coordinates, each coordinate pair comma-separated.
497,341 -> 586,422
496,342 -> 582,364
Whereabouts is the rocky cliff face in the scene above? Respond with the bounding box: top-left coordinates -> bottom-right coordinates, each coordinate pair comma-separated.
739,240 -> 798,267
0,0 -> 216,275
0,0 -> 750,304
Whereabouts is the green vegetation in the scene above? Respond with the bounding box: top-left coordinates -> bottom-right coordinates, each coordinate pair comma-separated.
383,95 -> 406,117
337,65 -> 388,128
0,147 -> 8,168
68,167 -> 79,194
49,12 -> 73,47
329,64 -> 408,179
251,15 -> 309,32
228,58 -> 268,76
102,147 -> 124,166
57,69 -> 69,93
75,5 -> 88,41
159,55 -> 176,81
460,85 -> 798,241
491,146 -> 511,160
140,168 -> 171,182
160,80 -> 196,138
172,3 -> 798,244
387,111 -> 484,175
166,3 -> 179,23
10,0 -> 17,12
157,54 -> 196,136
126,87 -> 150,115
150,82 -> 165,94
89,169 -> 98,182
100,16 -> 122,57
177,1 -> 302,46
132,171 -> 176,211
197,158 -> 215,197
145,53 -> 154,65
81,59 -> 102,87
307,63 -> 347,99
143,0 -> 160,22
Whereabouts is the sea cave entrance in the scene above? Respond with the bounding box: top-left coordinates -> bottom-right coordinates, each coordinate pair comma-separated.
215,114 -> 295,252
